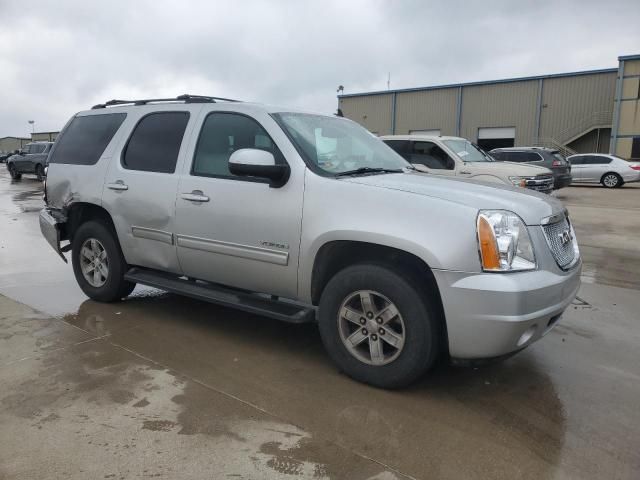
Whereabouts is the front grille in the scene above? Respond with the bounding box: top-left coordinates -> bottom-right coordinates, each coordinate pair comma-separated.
542,216 -> 578,269
525,175 -> 554,193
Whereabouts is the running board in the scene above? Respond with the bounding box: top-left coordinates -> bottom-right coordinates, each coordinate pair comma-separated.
124,267 -> 316,324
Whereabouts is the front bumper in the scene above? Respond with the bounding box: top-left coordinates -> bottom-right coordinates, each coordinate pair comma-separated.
433,260 -> 581,359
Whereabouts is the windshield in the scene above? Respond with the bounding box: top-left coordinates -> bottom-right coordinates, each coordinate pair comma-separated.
273,113 -> 409,175
442,139 -> 492,162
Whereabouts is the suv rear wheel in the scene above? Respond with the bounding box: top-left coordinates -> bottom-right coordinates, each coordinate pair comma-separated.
71,220 -> 135,302
8,163 -> 21,180
318,264 -> 440,388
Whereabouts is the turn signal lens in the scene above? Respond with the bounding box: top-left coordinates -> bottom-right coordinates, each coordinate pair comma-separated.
477,215 -> 500,270
476,210 -> 536,272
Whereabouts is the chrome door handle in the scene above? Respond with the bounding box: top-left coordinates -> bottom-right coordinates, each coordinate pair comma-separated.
106,181 -> 128,191
459,170 -> 472,175
181,190 -> 209,202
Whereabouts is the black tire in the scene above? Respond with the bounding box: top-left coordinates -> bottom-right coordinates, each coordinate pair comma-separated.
8,164 -> 21,180
318,264 -> 440,388
601,172 -> 622,188
71,220 -> 135,302
35,164 -> 45,181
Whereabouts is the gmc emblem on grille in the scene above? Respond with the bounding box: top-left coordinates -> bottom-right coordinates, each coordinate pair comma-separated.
558,229 -> 573,246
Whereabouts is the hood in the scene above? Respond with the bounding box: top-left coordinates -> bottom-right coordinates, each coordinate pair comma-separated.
464,161 -> 551,177
342,172 -> 564,225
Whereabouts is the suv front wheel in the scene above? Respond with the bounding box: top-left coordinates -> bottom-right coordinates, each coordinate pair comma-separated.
71,220 -> 135,302
318,264 -> 440,388
8,163 -> 21,180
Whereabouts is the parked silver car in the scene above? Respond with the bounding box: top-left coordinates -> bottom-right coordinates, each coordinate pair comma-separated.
40,95 -> 581,388
567,153 -> 640,188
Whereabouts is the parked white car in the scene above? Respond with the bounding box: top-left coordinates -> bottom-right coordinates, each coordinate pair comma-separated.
382,135 -> 555,194
567,153 -> 640,188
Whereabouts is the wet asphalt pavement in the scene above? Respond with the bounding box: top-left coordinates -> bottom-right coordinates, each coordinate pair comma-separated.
0,168 -> 639,479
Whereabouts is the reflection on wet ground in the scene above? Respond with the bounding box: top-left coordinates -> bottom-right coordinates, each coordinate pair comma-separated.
1,169 -> 640,478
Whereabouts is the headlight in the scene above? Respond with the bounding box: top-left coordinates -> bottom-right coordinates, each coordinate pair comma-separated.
477,210 -> 536,272
508,176 -> 532,188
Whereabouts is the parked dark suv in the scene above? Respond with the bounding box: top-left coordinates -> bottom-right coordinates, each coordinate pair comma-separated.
6,141 -> 54,181
490,147 -> 572,190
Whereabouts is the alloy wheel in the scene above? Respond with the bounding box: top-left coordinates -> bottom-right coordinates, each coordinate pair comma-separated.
603,174 -> 619,188
337,290 -> 405,366
80,238 -> 109,287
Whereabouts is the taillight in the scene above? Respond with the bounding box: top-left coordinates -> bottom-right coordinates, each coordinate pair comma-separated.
552,160 -> 562,167
631,164 -> 640,171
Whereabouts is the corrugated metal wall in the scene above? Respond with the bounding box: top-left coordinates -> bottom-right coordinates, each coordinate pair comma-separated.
338,94 -> 393,135
459,81 -> 538,144
394,88 -> 458,135
338,70 -> 619,146
539,71 -> 616,142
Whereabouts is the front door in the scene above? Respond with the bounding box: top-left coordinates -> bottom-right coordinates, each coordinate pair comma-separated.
409,141 -> 457,176
102,109 -> 195,274
174,111 -> 304,299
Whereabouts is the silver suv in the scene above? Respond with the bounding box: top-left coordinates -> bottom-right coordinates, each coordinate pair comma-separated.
40,95 -> 581,388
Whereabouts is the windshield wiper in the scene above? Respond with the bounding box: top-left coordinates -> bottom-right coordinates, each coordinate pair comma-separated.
335,167 -> 404,177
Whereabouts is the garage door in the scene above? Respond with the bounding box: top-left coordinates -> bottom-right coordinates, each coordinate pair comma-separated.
477,127 -> 515,150
409,129 -> 441,136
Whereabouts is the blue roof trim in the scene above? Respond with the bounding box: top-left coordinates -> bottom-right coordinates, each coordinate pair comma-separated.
338,67 -> 619,99
618,54 -> 640,61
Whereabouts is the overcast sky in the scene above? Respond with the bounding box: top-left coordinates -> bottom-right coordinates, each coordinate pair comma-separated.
1,0 -> 639,136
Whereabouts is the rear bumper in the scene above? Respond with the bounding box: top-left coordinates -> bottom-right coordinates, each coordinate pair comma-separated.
433,260 -> 581,359
553,173 -> 572,189
39,208 -> 68,263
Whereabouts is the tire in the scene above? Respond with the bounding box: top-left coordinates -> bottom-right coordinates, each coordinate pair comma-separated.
71,220 -> 135,302
8,163 -> 21,180
601,172 -> 622,188
318,264 -> 440,388
35,164 -> 45,181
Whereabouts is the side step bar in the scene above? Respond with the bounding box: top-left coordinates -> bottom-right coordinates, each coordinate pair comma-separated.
124,267 -> 316,324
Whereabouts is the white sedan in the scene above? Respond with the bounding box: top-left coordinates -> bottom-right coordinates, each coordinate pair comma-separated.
567,154 -> 640,188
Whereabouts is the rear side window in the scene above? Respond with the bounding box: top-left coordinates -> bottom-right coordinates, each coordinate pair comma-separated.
384,140 -> 411,160
584,156 -> 612,165
507,152 -> 541,162
49,113 -> 126,165
122,112 -> 189,173
569,156 -> 585,165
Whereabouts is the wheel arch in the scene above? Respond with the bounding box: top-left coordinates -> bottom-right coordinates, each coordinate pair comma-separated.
62,202 -> 117,243
310,240 -> 449,353
600,171 -> 623,186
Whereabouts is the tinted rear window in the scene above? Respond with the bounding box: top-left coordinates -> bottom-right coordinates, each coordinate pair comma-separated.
122,112 -> 189,173
507,151 -> 541,162
49,113 -> 126,165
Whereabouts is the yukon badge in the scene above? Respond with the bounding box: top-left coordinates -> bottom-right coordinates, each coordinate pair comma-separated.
260,241 -> 290,250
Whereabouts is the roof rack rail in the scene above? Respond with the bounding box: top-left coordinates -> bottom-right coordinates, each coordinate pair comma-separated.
91,94 -> 241,109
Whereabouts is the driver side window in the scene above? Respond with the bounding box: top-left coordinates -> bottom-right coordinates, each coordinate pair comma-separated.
192,112 -> 285,179
410,141 -> 455,170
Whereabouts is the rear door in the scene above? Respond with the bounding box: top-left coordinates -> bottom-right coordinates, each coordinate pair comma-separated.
582,156 -> 610,182
13,144 -> 35,172
103,107 -> 198,274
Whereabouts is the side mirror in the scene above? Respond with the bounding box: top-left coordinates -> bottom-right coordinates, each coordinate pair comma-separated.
411,163 -> 429,172
229,149 -> 290,188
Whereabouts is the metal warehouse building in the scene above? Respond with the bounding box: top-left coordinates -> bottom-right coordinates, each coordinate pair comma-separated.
338,54 -> 640,160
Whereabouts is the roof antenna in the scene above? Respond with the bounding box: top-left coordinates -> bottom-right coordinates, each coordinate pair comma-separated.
387,72 -> 391,90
